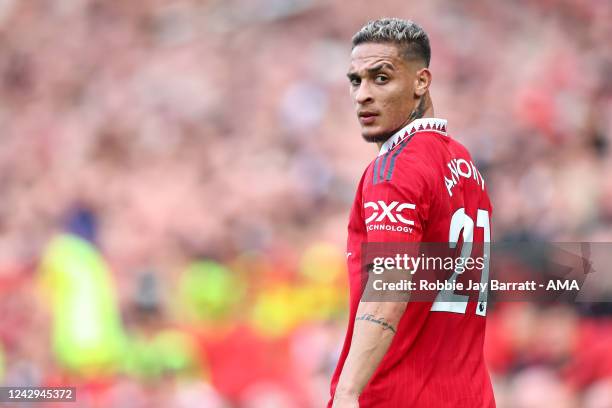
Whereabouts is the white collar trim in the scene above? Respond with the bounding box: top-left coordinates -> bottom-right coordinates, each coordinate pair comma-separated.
378,117 -> 448,156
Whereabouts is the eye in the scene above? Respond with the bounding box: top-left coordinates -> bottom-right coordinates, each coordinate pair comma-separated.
374,74 -> 389,84
349,77 -> 361,86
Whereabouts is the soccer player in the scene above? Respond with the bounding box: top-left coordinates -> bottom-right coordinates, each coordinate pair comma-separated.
329,18 -> 495,407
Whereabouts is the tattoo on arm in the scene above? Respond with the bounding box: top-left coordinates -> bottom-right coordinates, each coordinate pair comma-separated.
407,97 -> 426,123
355,313 -> 397,334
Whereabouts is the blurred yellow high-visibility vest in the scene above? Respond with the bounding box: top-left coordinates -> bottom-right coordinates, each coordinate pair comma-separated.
39,234 -> 125,375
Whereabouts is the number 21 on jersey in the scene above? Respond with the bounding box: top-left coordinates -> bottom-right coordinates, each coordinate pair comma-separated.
431,208 -> 491,316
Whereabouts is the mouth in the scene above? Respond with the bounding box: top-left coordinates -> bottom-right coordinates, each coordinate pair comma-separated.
358,111 -> 379,125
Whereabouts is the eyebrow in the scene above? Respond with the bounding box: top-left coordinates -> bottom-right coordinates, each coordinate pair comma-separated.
347,62 -> 395,78
366,63 -> 395,73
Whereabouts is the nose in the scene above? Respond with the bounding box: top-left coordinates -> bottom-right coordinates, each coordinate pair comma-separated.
354,81 -> 373,105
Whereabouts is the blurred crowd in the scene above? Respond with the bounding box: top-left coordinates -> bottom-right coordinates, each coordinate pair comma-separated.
0,0 -> 611,407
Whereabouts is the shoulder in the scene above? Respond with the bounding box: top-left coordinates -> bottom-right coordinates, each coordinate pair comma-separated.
377,131 -> 449,185
360,134 -> 437,206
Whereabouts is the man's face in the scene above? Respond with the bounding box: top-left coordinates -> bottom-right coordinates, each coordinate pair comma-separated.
347,42 -> 418,143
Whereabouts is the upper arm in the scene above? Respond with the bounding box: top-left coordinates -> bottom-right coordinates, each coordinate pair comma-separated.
363,152 -> 432,244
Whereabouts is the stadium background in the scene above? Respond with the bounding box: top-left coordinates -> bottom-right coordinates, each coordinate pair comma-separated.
1,0 -> 611,407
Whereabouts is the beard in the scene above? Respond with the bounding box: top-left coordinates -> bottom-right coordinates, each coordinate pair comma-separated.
360,124 -> 401,144
361,98 -> 427,144
361,131 -> 393,144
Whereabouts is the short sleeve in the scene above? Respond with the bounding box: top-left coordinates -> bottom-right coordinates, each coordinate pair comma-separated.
362,154 -> 431,243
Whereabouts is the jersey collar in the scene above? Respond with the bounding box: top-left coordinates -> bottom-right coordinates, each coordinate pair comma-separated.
378,117 -> 448,156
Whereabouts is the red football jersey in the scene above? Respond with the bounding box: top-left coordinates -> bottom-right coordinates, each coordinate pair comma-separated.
329,118 -> 495,407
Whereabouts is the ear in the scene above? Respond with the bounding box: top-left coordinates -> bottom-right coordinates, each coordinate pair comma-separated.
414,68 -> 432,97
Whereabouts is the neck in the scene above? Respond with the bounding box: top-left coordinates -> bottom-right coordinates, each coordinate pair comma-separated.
377,93 -> 434,150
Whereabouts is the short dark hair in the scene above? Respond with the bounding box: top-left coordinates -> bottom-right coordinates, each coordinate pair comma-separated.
352,18 -> 431,67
